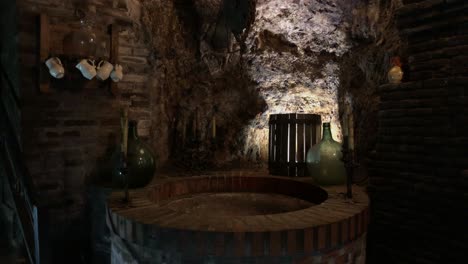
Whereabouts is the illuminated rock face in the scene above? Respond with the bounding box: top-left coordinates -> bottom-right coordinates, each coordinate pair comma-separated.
241,0 -> 354,161
137,0 -> 369,166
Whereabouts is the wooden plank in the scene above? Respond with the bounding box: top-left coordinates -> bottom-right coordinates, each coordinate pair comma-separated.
288,114 -> 296,176
1,142 -> 38,264
268,116 -> 274,165
273,116 -> 280,168
268,123 -> 271,164
32,206 -> 40,264
276,115 -> 282,165
279,115 -> 288,175
273,122 -> 278,171
110,24 -> 119,96
314,115 -> 322,145
268,114 -> 321,177
304,122 -> 312,160
39,14 -> 51,93
39,15 -> 49,63
297,121 -> 305,176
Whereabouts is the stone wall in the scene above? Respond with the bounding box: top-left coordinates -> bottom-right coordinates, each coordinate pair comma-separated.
368,0 -> 468,262
110,232 -> 366,264
140,0 -> 372,167
140,0 -> 266,168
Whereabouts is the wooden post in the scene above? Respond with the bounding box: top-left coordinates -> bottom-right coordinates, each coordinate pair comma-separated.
32,206 -> 40,264
288,114 -> 296,176
39,14 -> 50,93
110,24 -> 120,96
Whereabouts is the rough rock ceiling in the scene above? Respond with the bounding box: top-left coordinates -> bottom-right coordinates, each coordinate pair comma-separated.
139,0 -> 397,164
240,0 -> 357,160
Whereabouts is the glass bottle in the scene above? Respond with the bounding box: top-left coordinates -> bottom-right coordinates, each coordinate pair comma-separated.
306,122 -> 346,186
62,8 -> 97,58
388,56 -> 403,84
112,121 -> 155,188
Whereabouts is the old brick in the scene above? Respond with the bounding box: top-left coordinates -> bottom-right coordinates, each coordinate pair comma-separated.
137,119 -> 151,129
63,120 -> 97,126
64,158 -> 84,167
134,85 -> 152,96
410,59 -> 451,71
118,46 -> 133,56
43,151 -> 64,168
121,74 -> 148,83
133,48 -> 150,57
46,131 -> 60,138
121,92 -> 149,99
120,56 -> 147,64
45,110 -> 73,117
63,168 -> 87,189
131,100 -> 150,108
101,118 -> 120,126
62,130 -> 80,137
37,140 -> 61,148
118,36 -> 146,48
125,63 -> 151,74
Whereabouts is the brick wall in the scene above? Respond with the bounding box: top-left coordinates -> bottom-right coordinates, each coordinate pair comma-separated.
368,0 -> 468,262
17,0 -> 154,260
110,233 -> 367,264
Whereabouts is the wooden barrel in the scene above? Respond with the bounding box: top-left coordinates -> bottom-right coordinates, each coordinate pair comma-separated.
268,113 -> 321,177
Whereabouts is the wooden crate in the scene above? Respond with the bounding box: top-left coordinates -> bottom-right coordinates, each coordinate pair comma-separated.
268,113 -> 321,177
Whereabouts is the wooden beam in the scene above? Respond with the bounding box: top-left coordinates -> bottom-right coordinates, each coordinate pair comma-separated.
110,24 -> 120,96
39,14 -> 50,93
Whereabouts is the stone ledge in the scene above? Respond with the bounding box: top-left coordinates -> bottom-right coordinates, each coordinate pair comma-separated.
378,77 -> 468,93
409,37 -> 468,60
397,5 -> 468,31
400,15 -> 468,36
397,0 -> 466,18
110,230 -> 367,263
396,0 -> 468,37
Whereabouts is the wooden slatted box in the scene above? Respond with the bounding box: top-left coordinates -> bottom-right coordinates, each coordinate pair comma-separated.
268,114 -> 321,177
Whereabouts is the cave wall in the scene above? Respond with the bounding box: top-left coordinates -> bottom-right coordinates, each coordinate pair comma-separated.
141,0 -> 372,167
140,0 -> 265,169
242,0 -> 353,161
338,0 -> 403,183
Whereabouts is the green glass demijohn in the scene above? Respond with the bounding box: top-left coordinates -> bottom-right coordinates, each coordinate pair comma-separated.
112,120 -> 155,188
306,122 -> 346,186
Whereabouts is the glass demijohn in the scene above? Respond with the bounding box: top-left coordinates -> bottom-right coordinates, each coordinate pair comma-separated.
113,121 -> 156,188
306,122 -> 346,186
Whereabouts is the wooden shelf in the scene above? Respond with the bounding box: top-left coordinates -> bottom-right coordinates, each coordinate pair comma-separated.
38,14 -> 120,95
